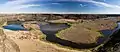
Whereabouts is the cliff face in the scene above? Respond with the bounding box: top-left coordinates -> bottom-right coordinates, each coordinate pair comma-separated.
0,18 -> 20,52
0,31 -> 20,52
3,14 -> 109,22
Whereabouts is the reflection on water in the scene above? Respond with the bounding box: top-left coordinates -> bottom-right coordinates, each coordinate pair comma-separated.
100,30 -> 113,36
40,23 -> 69,31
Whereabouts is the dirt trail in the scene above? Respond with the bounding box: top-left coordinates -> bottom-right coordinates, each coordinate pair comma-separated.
3,29 -> 87,52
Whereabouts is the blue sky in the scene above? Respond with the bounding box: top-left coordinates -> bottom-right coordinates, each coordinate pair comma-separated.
1,0 -> 120,14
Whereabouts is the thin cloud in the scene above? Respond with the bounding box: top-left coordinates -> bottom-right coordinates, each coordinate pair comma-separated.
90,1 -> 120,9
79,4 -> 87,7
0,0 -> 40,12
51,3 -> 60,5
48,0 -> 120,9
13,4 -> 40,9
76,0 -> 120,9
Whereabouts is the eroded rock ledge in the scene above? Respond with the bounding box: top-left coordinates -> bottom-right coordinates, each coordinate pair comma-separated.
0,29 -> 20,52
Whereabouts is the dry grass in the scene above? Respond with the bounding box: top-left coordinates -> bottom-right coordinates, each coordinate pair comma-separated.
0,17 -> 7,27
56,19 -> 116,44
56,23 -> 101,44
30,29 -> 46,40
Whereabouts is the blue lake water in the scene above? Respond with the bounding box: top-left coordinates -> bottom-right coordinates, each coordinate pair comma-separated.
100,23 -> 120,37
3,24 -> 25,30
39,23 -> 69,32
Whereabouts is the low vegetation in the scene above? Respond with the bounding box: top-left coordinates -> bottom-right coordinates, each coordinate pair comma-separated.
56,19 -> 116,44
30,29 -> 46,40
56,23 -> 102,44
0,17 -> 20,52
0,17 -> 7,27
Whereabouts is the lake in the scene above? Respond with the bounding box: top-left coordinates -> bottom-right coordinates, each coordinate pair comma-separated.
3,24 -> 26,30
3,22 -> 119,49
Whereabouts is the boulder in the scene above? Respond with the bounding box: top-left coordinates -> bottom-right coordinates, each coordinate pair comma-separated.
0,29 -> 20,52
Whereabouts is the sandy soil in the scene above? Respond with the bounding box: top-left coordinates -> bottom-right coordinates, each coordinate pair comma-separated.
3,29 -> 87,52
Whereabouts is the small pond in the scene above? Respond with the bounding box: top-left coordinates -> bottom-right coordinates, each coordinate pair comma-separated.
3,24 -> 26,30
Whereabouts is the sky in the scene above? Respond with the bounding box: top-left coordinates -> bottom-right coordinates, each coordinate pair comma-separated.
0,0 -> 120,14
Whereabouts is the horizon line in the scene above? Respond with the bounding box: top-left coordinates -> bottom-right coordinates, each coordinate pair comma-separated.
0,12 -> 120,14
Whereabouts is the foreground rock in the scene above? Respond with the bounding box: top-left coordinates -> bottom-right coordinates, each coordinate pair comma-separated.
0,29 -> 20,52
3,29 -> 89,52
0,17 -> 20,52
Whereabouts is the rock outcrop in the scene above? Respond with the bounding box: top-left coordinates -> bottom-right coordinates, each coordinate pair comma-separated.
0,18 -> 20,52
22,23 -> 40,30
3,14 -> 110,22
0,29 -> 20,52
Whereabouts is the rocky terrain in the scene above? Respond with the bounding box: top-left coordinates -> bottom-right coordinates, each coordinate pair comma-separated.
0,18 -> 20,52
0,29 -> 20,52
0,14 -> 119,52
56,19 -> 116,47
1,20 -> 88,52
3,25 -> 88,52
2,14 -> 113,22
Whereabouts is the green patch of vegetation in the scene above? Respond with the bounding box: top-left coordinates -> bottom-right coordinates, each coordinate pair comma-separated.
0,29 -> 5,35
0,17 -> 7,27
56,23 -> 73,39
66,22 -> 73,26
56,22 -> 75,38
93,44 -> 104,52
30,29 -> 46,40
39,33 -> 46,40
114,23 -> 117,28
